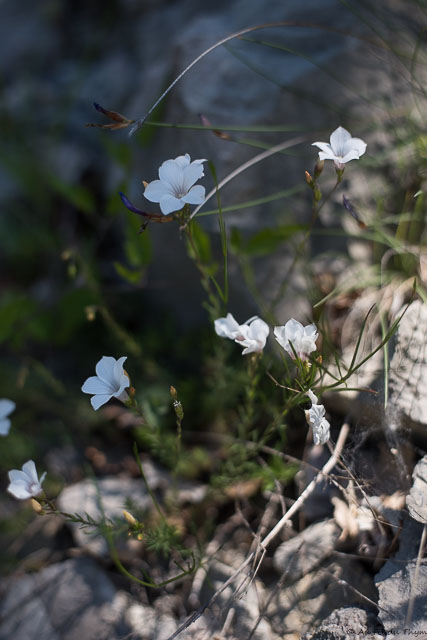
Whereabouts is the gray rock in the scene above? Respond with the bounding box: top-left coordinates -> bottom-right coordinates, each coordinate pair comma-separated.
125,601 -> 178,640
0,558 -> 132,640
273,519 -> 341,581
302,606 -> 385,639
58,465 -> 167,554
375,513 -> 427,638
389,301 -> 427,439
406,455 -> 427,524
269,556 -> 378,639
191,549 -> 277,640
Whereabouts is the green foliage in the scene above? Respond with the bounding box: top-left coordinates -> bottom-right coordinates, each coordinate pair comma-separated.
256,456 -> 299,491
145,521 -> 182,557
230,224 -> 308,257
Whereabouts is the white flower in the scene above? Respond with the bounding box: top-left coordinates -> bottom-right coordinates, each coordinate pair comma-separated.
274,319 -> 318,361
7,460 -> 46,500
305,390 -> 330,445
144,154 -> 206,215
214,313 -> 270,355
81,356 -> 130,410
0,399 -> 15,436
214,313 -> 242,340
312,126 -> 367,169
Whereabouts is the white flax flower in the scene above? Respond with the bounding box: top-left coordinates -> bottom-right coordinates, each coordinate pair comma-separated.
305,390 -> 330,445
274,319 -> 318,361
214,313 -> 270,355
0,399 -> 15,436
144,154 -> 206,215
82,356 -> 130,410
312,126 -> 367,169
7,460 -> 46,500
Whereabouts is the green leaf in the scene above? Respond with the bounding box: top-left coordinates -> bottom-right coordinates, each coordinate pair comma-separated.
243,224 -> 307,256
124,209 -> 152,268
189,221 -> 212,264
0,293 -> 38,344
229,227 -> 243,253
114,261 -> 145,284
44,174 -> 96,215
53,287 -> 98,344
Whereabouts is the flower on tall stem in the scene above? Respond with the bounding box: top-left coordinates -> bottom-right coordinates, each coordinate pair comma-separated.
305,390 -> 330,445
274,319 -> 318,361
82,356 -> 130,410
214,313 -> 270,355
312,126 -> 366,169
143,154 -> 207,215
7,460 -> 46,500
0,399 -> 15,436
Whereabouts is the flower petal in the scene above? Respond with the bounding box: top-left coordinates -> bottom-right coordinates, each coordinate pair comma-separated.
312,142 -> 332,154
304,323 -> 318,338
214,313 -> 240,338
273,326 -> 287,349
95,356 -> 117,385
181,185 -> 205,205
7,483 -> 32,499
343,137 -> 367,157
22,460 -> 38,484
248,318 -> 270,344
341,149 -> 361,164
330,127 -> 352,155
158,159 -> 184,187
159,194 -> 184,215
82,376 -> 113,395
182,162 -> 205,191
144,180 -> 171,203
119,192 -> 149,216
0,418 -> 11,436
174,154 -> 191,168
91,394 -> 112,410
318,151 -> 339,162
0,399 -> 15,419
8,470 -> 27,484
307,389 -> 318,404
113,356 -> 127,384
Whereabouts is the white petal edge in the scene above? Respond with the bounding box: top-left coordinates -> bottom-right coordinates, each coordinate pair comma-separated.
0,418 -> 11,435
158,159 -> 183,186
91,394 -> 112,410
181,185 -> 205,205
330,127 -> 352,155
159,194 -> 184,215
82,376 -> 113,395
0,399 -> 15,418
144,180 -> 170,203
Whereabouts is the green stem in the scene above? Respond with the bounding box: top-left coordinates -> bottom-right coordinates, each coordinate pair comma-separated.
133,442 -> 167,521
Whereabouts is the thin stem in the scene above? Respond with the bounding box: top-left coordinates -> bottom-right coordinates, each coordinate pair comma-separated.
166,421 -> 350,640
133,442 -> 167,521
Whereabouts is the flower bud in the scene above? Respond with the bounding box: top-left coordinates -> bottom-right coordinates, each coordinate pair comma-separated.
31,499 -> 44,515
173,400 -> 184,421
123,510 -> 137,526
314,160 -> 324,178
85,305 -> 97,322
305,171 -> 314,187
170,385 -> 178,400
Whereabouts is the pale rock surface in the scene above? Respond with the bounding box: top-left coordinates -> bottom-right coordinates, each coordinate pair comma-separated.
273,519 -> 341,580
0,558 -> 132,640
388,301 -> 427,438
